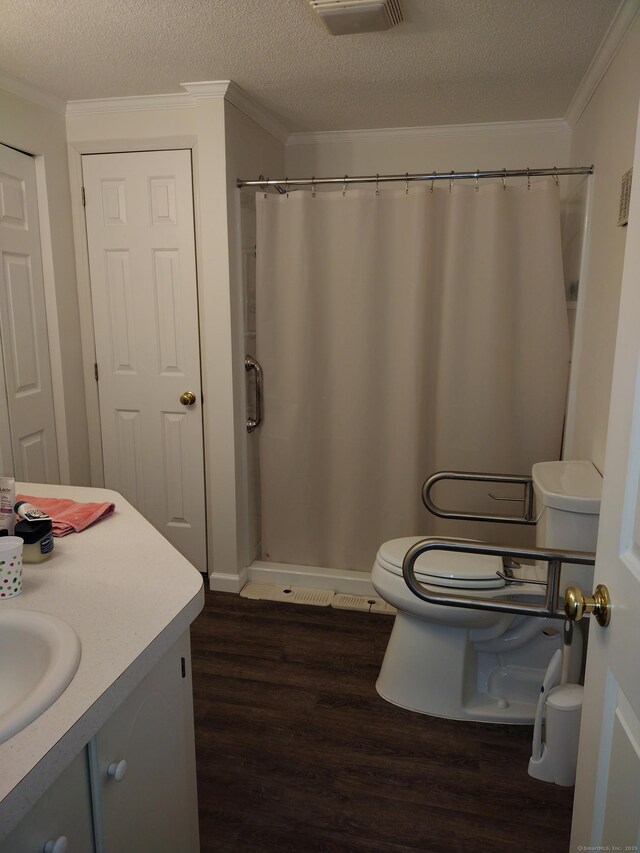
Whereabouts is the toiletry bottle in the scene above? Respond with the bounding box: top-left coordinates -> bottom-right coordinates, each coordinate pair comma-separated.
14,500 -> 52,523
0,477 -> 16,535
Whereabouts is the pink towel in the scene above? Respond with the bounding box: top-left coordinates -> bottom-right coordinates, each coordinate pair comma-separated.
16,494 -> 116,537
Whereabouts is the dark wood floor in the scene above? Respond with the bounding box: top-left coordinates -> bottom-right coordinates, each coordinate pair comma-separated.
190,590 -> 574,853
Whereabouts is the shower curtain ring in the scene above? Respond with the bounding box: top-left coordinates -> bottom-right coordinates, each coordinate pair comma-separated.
343,175 -> 348,197
312,177 -> 316,198
554,166 -> 559,188
376,174 -> 380,196
259,174 -> 268,198
405,172 -> 409,195
502,169 -> 507,191
285,178 -> 289,198
449,171 -> 454,192
475,169 -> 480,192
431,171 -> 436,194
527,167 -> 531,190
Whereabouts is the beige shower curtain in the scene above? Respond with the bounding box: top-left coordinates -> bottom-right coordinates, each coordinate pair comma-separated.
255,179 -> 570,572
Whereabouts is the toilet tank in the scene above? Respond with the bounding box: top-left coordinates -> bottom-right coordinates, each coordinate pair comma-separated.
532,460 -> 602,589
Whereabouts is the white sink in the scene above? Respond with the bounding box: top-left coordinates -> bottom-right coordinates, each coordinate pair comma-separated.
0,609 -> 81,745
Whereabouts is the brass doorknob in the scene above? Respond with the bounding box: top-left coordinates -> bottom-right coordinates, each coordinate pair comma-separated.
564,584 -> 611,627
179,391 -> 197,406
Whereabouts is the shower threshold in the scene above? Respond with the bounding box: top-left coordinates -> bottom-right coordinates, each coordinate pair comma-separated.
246,559 -> 378,596
239,582 -> 395,614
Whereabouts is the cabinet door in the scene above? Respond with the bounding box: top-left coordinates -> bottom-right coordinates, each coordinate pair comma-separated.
0,748 -> 95,853
95,632 -> 199,853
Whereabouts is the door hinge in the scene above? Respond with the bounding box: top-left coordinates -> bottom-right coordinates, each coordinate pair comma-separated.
181,657 -> 186,678
94,362 -> 99,382
81,186 -> 86,207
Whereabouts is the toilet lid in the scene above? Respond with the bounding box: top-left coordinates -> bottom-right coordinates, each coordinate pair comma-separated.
376,537 -> 505,589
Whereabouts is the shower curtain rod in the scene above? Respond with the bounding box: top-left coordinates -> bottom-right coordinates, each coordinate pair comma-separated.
237,165 -> 594,191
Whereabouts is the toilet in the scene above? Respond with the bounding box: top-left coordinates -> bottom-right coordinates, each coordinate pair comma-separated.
371,461 -> 602,723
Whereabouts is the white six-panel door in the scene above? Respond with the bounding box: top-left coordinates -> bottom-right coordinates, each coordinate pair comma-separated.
571,101 -> 640,847
0,143 -> 59,483
82,150 -> 206,571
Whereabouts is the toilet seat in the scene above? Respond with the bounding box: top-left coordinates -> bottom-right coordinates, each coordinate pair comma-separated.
376,537 -> 506,590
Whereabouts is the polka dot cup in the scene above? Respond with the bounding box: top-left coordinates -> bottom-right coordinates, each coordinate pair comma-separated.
0,537 -> 24,599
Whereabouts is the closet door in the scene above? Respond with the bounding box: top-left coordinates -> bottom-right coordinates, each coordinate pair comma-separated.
82,150 -> 206,571
0,143 -> 60,483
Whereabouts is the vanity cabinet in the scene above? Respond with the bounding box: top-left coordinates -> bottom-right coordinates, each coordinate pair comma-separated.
92,631 -> 199,853
0,748 -> 95,853
0,632 -> 199,853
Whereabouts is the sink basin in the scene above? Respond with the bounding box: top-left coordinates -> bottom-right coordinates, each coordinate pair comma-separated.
0,609 -> 81,745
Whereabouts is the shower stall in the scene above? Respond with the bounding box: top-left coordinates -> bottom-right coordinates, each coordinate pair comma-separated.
238,166 -> 592,592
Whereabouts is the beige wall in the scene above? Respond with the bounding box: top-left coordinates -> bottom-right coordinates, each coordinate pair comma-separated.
0,88 -> 90,484
66,98 -> 235,580
65,95 -> 284,585
65,104 -> 199,486
286,124 -> 572,180
565,13 -> 640,472
6,33 -> 638,574
224,102 -> 284,570
65,106 -> 198,142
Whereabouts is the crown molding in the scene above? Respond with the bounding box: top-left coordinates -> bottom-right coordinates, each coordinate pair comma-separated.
565,0 -> 640,127
65,81 -> 289,143
287,118 -> 570,147
66,83 -> 231,115
223,82 -> 290,144
182,81 -> 289,143
180,80 -> 231,99
182,80 -> 289,142
0,71 -> 66,115
66,92 -> 193,115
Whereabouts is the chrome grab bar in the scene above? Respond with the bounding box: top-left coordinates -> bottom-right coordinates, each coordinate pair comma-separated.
402,538 -> 595,621
245,355 -> 263,433
422,471 -> 536,525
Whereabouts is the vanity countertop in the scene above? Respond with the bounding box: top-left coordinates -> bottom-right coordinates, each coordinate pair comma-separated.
0,483 -> 204,837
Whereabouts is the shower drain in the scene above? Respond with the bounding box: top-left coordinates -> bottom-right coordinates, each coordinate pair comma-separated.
239,583 -> 395,614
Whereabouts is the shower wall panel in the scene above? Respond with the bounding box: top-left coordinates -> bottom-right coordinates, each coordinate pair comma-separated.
241,192 -> 261,563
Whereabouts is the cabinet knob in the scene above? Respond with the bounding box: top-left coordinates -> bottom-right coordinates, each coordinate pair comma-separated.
44,838 -> 68,853
107,759 -> 128,782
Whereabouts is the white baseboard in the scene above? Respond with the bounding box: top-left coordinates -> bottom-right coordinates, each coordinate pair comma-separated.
208,567 -> 248,594
246,560 -> 377,596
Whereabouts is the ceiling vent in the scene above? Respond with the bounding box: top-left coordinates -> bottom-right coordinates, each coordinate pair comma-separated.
309,0 -> 403,35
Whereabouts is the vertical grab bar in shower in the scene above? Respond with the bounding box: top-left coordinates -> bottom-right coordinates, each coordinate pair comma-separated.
245,355 -> 263,433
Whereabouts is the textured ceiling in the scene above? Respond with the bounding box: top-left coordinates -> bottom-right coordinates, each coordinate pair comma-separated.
0,0 -> 622,131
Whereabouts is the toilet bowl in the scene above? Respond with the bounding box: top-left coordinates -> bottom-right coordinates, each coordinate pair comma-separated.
371,461 -> 601,724
372,537 -> 576,722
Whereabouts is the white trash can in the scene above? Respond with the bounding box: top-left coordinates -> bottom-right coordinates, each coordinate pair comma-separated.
544,683 -> 584,786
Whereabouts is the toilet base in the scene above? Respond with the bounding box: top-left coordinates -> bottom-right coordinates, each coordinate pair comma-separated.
376,611 -> 565,724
